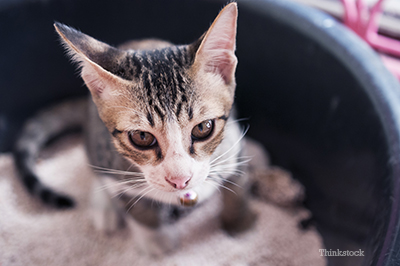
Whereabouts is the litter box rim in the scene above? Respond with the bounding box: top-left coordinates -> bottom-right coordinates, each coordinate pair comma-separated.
238,0 -> 400,264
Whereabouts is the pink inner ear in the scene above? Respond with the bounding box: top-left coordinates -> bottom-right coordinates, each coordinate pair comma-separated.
197,3 -> 238,84
203,50 -> 237,84
81,64 -> 107,95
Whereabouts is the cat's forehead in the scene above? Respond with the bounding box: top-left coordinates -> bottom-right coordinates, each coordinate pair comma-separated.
110,45 -> 194,81
132,45 -> 195,73
123,46 -> 198,124
107,44 -> 230,129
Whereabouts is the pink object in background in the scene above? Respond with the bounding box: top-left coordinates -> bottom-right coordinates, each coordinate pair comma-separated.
341,0 -> 400,80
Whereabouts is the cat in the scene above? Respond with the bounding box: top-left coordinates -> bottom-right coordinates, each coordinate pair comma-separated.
14,2 -> 256,255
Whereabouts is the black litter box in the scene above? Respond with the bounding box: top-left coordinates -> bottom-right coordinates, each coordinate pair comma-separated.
1,0 -> 400,265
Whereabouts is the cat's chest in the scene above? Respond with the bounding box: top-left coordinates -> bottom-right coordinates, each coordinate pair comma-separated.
119,193 -> 199,228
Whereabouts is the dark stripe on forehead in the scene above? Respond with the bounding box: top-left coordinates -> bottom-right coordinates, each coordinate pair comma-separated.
147,113 -> 154,127
176,102 -> 182,119
176,46 -> 187,65
103,42 -> 197,82
154,105 -> 165,121
118,56 -> 134,80
129,55 -> 142,79
143,70 -> 152,93
140,52 -> 152,68
181,94 -> 187,103
128,46 -> 197,122
188,107 -> 193,121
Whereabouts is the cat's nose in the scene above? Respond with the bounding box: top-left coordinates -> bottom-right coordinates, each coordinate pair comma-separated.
165,176 -> 192,189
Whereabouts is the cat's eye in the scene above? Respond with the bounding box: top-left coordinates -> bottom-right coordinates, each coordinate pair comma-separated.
129,131 -> 157,148
191,119 -> 214,140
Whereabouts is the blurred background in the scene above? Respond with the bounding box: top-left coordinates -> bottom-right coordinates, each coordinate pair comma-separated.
1,0 -> 400,265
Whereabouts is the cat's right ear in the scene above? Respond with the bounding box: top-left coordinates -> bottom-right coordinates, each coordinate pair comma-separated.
54,22 -> 128,101
193,3 -> 238,86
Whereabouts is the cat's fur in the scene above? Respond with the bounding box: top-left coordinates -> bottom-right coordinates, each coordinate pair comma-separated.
14,2 -> 255,255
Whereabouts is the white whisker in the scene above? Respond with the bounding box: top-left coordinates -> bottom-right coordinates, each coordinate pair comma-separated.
114,182 -> 148,199
209,126 -> 249,165
95,178 -> 146,192
221,178 -> 241,188
89,164 -> 143,173
211,155 -> 252,168
208,174 -> 241,188
88,164 -> 145,178
93,170 -> 144,177
125,162 -> 137,173
205,179 -> 222,194
210,149 -> 241,168
218,183 -> 237,195
226,117 -> 250,125
125,186 -> 154,213
152,189 -> 164,208
210,163 -> 248,175
210,164 -> 247,173
206,177 -> 237,194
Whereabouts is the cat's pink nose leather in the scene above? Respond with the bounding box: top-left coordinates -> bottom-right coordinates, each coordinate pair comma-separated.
165,176 -> 191,189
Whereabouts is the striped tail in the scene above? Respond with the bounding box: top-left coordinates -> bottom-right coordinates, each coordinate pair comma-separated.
13,98 -> 87,209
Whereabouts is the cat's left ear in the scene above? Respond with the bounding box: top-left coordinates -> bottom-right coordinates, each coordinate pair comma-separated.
194,2 -> 238,85
54,22 -> 129,101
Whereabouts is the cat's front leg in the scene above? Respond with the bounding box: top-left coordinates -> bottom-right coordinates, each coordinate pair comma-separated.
220,174 -> 257,235
89,177 -> 125,233
220,138 -> 266,235
124,198 -> 179,257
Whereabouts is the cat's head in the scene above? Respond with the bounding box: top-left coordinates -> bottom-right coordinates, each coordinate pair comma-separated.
55,3 -> 238,203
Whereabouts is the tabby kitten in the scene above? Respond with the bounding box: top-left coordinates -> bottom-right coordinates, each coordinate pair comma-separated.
14,2 -> 254,255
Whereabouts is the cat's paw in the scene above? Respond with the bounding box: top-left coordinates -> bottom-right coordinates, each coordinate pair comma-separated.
220,183 -> 257,236
132,222 -> 179,257
221,207 -> 257,236
252,167 -> 305,207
